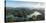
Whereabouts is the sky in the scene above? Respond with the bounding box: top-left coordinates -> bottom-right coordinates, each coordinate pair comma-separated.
6,0 -> 44,2
6,0 -> 44,8
6,1 -> 32,8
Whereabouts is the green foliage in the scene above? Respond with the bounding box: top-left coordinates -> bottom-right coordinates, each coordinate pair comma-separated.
6,15 -> 14,22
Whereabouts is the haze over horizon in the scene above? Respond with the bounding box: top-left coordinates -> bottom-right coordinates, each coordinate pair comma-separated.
6,0 -> 44,8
